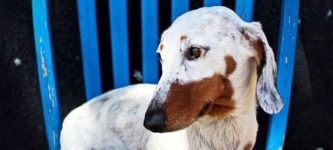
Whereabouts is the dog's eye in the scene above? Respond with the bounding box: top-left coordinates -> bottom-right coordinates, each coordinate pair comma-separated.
187,47 -> 201,60
184,46 -> 210,60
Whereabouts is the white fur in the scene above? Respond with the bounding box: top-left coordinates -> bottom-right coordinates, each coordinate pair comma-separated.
61,6 -> 282,150
61,84 -> 190,150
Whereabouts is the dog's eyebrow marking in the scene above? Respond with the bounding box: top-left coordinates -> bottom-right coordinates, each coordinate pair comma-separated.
159,43 -> 164,51
180,35 -> 187,41
244,142 -> 253,150
224,55 -> 237,75
201,46 -> 210,51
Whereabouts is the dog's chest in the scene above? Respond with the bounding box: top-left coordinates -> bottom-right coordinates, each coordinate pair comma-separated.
186,118 -> 246,150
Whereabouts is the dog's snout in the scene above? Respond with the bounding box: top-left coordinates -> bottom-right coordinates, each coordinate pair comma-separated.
144,107 -> 166,133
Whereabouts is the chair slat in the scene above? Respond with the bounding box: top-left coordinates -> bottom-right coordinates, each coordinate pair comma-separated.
203,0 -> 222,7
109,0 -> 130,88
77,0 -> 102,100
141,0 -> 159,83
235,0 -> 254,22
266,0 -> 299,149
32,0 -> 61,149
171,0 -> 190,21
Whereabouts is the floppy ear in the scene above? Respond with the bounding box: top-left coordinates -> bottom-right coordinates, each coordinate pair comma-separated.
240,22 -> 283,114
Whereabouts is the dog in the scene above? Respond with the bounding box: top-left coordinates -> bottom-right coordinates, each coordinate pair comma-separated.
60,6 -> 283,150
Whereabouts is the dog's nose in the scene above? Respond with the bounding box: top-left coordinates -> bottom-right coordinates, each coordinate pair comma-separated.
144,108 -> 166,133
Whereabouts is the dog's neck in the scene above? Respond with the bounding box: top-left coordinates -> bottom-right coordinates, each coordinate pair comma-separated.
186,61 -> 258,150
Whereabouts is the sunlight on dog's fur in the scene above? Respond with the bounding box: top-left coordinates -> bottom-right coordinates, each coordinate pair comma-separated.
60,6 -> 282,150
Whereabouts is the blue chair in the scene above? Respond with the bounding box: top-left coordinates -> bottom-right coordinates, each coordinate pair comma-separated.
32,0 -> 299,149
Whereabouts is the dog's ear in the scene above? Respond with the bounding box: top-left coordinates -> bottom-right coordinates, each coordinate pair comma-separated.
240,22 -> 283,114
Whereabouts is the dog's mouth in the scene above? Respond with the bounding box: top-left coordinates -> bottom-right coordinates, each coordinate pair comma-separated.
196,98 -> 236,118
198,102 -> 211,117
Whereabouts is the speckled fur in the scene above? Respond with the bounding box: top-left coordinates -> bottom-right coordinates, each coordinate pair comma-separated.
61,84 -> 155,150
61,6 -> 282,150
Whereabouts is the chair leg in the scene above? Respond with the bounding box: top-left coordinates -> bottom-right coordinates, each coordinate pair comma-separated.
32,0 -> 61,149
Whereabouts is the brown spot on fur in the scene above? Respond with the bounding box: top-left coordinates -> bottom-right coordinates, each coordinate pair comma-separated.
180,35 -> 187,41
241,30 -> 264,65
225,55 -> 237,75
163,74 -> 235,131
159,43 -> 164,51
244,142 -> 253,150
207,77 -> 235,116
254,40 -> 264,65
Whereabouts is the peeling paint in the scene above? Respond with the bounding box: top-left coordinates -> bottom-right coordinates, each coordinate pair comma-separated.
48,84 -> 52,100
285,57 -> 288,64
40,49 -> 48,77
47,84 -> 55,108
39,37 -> 43,43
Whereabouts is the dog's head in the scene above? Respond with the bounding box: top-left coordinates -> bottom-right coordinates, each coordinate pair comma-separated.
144,6 -> 283,132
